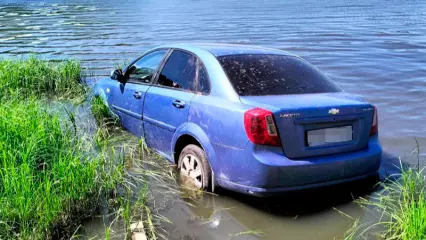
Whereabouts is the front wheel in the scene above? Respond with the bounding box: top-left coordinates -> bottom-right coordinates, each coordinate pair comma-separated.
178,144 -> 212,191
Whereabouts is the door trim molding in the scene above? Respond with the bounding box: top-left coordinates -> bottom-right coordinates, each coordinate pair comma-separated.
112,104 -> 142,120
144,116 -> 176,132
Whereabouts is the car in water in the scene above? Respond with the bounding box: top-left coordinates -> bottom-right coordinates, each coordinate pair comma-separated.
93,43 -> 382,196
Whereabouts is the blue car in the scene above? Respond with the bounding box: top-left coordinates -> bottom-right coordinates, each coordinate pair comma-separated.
94,43 -> 382,196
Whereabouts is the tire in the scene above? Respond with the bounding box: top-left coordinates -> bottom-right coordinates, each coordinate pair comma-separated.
178,144 -> 212,191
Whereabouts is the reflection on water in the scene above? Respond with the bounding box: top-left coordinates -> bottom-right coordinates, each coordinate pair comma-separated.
160,175 -> 381,240
1,0 -> 426,239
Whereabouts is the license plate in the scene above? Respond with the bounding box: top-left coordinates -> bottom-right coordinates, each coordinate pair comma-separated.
307,126 -> 352,147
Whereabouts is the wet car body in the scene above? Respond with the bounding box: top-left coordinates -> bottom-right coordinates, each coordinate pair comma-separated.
94,43 -> 382,196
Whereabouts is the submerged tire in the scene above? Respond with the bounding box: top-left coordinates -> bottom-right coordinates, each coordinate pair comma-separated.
178,144 -> 212,191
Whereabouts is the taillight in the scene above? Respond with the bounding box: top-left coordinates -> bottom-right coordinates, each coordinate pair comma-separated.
244,108 -> 281,146
370,106 -> 378,136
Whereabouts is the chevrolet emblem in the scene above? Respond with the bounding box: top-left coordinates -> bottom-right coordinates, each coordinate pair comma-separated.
328,108 -> 339,115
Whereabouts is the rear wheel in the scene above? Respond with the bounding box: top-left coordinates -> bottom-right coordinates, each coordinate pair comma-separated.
178,144 -> 212,191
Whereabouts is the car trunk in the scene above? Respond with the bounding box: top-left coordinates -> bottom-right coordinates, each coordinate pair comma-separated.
240,93 -> 375,159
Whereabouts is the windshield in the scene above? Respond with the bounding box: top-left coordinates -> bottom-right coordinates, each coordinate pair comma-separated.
217,54 -> 342,96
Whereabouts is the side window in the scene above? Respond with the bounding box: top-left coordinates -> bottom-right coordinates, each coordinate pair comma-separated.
126,50 -> 168,83
157,50 -> 197,91
196,64 -> 210,94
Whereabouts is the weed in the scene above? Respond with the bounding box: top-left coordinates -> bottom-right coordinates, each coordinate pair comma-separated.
90,96 -> 118,126
343,163 -> 426,240
0,56 -> 173,240
0,56 -> 85,100
0,99 -> 120,238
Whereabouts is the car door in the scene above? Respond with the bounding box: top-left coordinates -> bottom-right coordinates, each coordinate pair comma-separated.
112,49 -> 169,138
143,50 -> 200,158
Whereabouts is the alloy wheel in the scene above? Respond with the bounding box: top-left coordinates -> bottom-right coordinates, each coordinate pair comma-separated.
180,153 -> 203,189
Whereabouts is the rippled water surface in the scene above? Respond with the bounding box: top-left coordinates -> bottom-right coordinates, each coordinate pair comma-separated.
1,0 -> 426,239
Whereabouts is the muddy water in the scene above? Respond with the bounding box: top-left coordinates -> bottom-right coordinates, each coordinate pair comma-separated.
1,0 -> 426,239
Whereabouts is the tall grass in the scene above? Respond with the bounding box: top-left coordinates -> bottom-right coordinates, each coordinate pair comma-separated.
343,166 -> 426,240
92,117 -> 174,240
0,99 -> 125,239
0,56 -> 85,100
90,96 -> 118,127
0,56 -> 172,239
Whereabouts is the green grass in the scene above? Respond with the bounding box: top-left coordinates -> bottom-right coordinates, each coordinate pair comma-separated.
0,56 -> 169,239
90,96 -> 118,127
0,99 -> 126,239
95,126 -> 173,240
0,56 -> 85,100
343,166 -> 426,240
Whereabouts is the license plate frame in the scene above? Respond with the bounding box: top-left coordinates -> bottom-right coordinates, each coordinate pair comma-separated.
307,125 -> 353,147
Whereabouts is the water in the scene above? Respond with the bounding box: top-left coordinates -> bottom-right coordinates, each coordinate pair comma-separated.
1,0 -> 426,239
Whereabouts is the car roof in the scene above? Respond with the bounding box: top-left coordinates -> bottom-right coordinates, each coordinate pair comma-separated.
155,43 -> 296,57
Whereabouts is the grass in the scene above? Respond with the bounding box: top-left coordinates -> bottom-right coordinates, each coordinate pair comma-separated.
342,165 -> 426,240
90,96 -> 118,127
0,56 -> 171,239
0,56 -> 85,100
0,99 -> 124,239
88,97 -> 175,239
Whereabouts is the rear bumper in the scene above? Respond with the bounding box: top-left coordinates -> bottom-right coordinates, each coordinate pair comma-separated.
217,172 -> 378,197
213,135 -> 382,196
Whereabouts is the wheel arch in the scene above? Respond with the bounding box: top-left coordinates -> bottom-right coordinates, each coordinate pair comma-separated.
173,135 -> 203,164
171,123 -> 217,169
172,123 -> 218,192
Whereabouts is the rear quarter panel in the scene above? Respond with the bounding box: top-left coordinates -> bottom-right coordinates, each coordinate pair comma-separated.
188,95 -> 251,175
189,95 -> 249,148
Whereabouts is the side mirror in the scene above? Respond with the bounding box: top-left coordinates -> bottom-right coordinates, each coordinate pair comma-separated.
110,69 -> 127,85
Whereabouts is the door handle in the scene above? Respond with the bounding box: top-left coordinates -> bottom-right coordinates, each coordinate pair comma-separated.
172,100 -> 185,108
133,92 -> 142,99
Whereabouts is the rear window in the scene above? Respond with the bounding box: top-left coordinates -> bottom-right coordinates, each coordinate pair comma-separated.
217,54 -> 342,96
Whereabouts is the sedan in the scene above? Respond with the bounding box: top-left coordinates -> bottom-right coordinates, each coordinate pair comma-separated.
94,43 -> 382,196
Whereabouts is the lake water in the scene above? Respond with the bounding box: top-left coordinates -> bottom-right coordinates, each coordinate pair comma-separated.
1,0 -> 426,239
